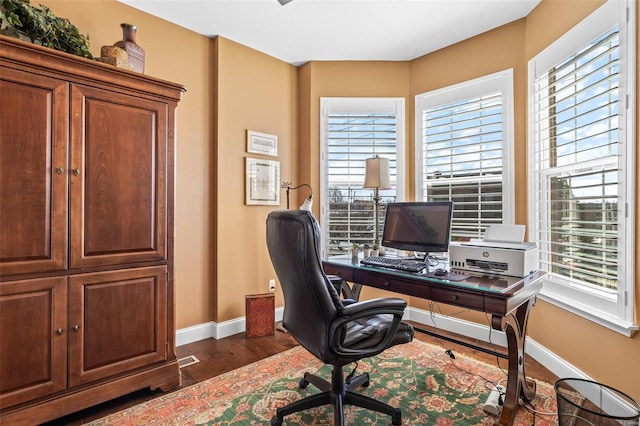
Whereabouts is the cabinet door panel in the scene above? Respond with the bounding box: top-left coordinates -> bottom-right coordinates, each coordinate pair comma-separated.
69,85 -> 167,269
68,267 -> 167,387
0,68 -> 68,276
0,277 -> 67,408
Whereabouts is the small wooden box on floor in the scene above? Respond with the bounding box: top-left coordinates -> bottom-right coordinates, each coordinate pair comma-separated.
245,293 -> 275,337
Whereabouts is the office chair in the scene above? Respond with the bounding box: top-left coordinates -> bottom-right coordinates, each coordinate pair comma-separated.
266,210 -> 414,426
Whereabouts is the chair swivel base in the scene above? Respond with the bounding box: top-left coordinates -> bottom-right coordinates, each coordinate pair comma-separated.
270,365 -> 402,426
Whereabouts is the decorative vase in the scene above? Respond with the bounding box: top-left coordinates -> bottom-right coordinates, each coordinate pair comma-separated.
114,23 -> 145,73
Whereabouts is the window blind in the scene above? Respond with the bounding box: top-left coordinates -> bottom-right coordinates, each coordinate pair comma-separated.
531,26 -> 620,291
326,112 -> 397,254
420,92 -> 504,240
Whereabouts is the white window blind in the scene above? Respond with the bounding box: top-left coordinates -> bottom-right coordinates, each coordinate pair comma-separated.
416,70 -> 514,241
531,26 -> 620,290
528,0 -> 636,333
320,98 -> 404,257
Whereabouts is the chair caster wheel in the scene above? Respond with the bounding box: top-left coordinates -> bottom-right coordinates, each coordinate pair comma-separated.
299,378 -> 309,389
271,414 -> 283,425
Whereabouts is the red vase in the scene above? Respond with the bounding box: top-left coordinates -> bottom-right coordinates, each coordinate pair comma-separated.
114,23 -> 145,73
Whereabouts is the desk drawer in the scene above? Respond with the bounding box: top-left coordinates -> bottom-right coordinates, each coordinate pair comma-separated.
323,263 -> 354,282
353,270 -> 431,299
430,286 -> 484,310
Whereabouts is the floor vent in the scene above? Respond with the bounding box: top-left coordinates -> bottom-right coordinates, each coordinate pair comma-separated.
178,355 -> 200,369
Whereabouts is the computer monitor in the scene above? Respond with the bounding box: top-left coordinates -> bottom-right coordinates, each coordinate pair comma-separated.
381,201 -> 453,256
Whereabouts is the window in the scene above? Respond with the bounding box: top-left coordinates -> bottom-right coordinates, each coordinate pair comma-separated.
528,0 -> 636,335
415,70 -> 515,241
320,98 -> 405,258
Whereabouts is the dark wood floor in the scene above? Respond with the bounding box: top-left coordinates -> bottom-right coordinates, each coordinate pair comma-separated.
44,322 -> 558,425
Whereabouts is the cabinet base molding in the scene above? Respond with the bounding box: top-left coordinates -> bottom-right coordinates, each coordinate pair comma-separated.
0,362 -> 181,425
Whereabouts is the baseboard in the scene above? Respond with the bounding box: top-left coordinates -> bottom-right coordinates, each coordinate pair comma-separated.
176,307 -> 284,346
176,305 -> 587,385
405,306 -> 592,384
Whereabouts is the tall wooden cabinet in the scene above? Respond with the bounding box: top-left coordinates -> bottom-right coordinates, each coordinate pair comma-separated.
0,36 -> 185,424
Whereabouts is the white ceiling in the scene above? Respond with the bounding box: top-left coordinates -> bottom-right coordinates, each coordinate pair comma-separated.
118,0 -> 540,66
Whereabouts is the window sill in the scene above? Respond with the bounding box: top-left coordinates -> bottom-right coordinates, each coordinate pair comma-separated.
538,287 -> 639,337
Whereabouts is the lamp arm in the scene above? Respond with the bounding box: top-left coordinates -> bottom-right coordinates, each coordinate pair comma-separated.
281,182 -> 313,209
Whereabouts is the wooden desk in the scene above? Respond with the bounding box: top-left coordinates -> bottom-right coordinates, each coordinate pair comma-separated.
322,256 -> 545,426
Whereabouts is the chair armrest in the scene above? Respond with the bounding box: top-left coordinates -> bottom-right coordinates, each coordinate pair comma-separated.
329,298 -> 407,358
341,298 -> 406,316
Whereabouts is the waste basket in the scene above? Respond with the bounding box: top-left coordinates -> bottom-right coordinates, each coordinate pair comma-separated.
555,378 -> 640,426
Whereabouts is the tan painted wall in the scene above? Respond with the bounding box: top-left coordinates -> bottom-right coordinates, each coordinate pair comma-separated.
215,37 -> 298,318
37,0 -> 639,400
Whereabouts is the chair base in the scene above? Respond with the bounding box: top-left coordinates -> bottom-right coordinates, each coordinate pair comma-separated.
271,365 -> 402,426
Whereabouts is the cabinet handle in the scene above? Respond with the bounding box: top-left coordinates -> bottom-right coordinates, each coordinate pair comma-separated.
56,328 -> 64,335
56,167 -> 65,174
72,325 -> 80,332
73,168 -> 81,176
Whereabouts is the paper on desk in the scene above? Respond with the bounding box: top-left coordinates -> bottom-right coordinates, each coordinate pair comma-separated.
483,224 -> 525,243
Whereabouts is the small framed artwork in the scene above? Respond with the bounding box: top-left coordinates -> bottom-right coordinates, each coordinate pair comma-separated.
247,130 -> 278,157
245,157 -> 280,205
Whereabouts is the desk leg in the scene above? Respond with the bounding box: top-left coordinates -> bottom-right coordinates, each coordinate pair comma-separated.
491,296 -> 537,426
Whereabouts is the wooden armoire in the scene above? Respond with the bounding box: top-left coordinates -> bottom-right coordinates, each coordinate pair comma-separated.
0,35 -> 185,424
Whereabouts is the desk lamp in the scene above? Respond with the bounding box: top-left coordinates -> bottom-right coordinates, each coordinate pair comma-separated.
363,155 -> 391,248
281,182 -> 313,211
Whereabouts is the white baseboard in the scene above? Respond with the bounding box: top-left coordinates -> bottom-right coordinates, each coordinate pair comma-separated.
176,305 -> 587,385
176,307 -> 284,346
405,306 -> 592,384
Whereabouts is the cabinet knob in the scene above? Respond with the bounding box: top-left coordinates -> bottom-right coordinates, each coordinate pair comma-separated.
56,167 -> 65,174
72,325 -> 80,332
73,168 -> 81,176
56,328 -> 64,335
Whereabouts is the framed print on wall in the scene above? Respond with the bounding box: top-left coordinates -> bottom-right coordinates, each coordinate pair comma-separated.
247,130 -> 278,157
245,157 -> 280,205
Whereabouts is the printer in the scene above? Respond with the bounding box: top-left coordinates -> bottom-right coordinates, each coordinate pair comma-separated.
449,225 -> 538,277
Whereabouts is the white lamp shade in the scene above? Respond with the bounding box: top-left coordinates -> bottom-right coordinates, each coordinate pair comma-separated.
363,156 -> 391,189
299,197 -> 313,211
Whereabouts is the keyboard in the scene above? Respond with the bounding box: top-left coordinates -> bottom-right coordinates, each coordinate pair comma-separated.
360,256 -> 427,273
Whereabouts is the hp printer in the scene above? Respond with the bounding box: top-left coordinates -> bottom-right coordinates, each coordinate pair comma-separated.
449,225 -> 538,277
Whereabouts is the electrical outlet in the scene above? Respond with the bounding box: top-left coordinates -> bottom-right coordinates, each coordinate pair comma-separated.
268,279 -> 276,292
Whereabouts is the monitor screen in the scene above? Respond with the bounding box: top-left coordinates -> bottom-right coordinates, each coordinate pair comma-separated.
381,201 -> 453,253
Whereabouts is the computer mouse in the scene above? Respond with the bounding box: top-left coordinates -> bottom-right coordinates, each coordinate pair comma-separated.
434,268 -> 447,276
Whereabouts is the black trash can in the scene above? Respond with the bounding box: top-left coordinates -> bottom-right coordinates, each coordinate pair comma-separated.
555,378 -> 640,425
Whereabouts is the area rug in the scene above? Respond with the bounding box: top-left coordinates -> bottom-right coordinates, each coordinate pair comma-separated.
89,339 -> 558,425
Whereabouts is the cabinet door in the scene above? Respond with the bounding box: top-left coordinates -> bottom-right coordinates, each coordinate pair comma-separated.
0,277 -> 67,408
0,67 -> 68,276
69,85 -> 167,269
68,267 -> 167,387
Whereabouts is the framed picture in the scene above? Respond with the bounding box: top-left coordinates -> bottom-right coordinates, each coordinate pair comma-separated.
245,157 -> 280,205
247,130 -> 278,157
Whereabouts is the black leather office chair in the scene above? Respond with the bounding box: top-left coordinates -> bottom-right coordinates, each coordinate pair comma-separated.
266,210 -> 414,426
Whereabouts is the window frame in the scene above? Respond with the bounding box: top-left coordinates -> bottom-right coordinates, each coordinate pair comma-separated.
414,69 -> 516,238
527,0 -> 637,336
320,97 -> 406,259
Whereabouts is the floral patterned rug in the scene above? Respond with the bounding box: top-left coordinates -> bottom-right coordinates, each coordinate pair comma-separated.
89,339 -> 558,425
